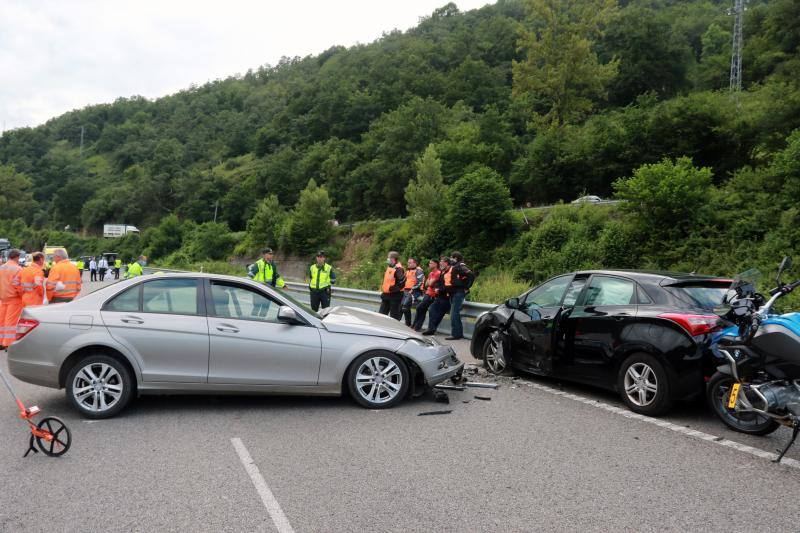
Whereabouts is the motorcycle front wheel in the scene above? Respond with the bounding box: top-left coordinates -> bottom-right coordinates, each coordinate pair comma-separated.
707,372 -> 780,436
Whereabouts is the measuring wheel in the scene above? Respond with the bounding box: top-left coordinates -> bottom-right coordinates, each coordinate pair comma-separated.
36,417 -> 72,457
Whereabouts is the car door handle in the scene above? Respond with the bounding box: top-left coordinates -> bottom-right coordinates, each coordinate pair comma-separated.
121,316 -> 144,324
614,314 -> 631,321
216,325 -> 239,333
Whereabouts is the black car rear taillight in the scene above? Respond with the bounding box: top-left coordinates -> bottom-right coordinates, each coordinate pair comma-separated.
658,313 -> 720,337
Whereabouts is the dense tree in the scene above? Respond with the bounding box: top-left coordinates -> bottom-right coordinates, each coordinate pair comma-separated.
0,165 -> 37,221
512,0 -> 619,127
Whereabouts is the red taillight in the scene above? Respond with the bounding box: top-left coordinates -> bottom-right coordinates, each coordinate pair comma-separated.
15,318 -> 39,342
658,313 -> 720,337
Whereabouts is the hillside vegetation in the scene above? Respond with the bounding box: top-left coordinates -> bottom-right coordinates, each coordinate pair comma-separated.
1,0 -> 800,301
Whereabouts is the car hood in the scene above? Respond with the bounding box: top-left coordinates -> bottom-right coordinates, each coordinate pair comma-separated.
320,306 -> 426,341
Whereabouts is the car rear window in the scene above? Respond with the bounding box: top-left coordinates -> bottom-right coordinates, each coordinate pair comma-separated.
665,283 -> 729,310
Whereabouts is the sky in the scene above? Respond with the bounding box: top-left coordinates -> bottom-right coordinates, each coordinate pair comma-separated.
0,0 -> 491,132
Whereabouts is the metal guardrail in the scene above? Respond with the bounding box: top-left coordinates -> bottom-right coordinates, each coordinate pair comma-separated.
144,267 -> 495,339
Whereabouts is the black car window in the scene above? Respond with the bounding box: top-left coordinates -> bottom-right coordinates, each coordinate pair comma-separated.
210,281 -> 281,323
104,285 -> 140,312
583,276 -> 636,306
562,277 -> 588,307
523,276 -> 571,309
637,285 -> 653,305
142,279 -> 200,316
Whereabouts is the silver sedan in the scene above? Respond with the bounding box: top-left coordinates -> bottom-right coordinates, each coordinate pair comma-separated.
7,273 -> 463,418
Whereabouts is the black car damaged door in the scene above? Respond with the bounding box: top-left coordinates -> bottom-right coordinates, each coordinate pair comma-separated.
508,275 -> 572,373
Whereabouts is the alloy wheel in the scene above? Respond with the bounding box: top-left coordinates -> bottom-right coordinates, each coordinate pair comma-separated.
72,362 -> 124,413
354,356 -> 403,405
623,362 -> 658,407
484,332 -> 507,374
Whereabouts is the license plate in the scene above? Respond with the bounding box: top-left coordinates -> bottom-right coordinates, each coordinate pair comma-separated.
728,383 -> 741,409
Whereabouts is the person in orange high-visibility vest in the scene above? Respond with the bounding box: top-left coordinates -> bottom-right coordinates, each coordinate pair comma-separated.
19,252 -> 46,307
46,249 -> 82,303
401,257 -> 425,327
378,251 -> 406,321
0,249 -> 24,349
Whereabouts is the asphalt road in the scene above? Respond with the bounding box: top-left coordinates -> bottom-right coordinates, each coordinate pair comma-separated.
1,278 -> 799,532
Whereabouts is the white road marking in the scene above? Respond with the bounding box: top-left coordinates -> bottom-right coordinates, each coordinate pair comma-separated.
231,437 -> 295,533
525,382 -> 800,470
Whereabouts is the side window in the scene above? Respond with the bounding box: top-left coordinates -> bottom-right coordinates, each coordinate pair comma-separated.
104,285 -> 140,312
523,276 -> 571,309
210,282 -> 281,323
562,277 -> 588,307
583,276 -> 636,306
637,285 -> 653,305
142,279 -> 199,316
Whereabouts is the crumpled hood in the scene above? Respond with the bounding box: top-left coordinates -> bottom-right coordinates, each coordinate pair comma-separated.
320,305 -> 427,341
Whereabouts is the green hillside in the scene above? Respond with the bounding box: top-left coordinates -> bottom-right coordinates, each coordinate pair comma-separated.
2,0 -> 800,300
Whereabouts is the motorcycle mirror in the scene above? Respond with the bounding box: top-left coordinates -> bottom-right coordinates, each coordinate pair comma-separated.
505,297 -> 520,309
777,256 -> 793,281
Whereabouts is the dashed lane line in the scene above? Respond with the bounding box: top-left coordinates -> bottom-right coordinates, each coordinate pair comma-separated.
524,382 -> 800,470
231,437 -> 295,533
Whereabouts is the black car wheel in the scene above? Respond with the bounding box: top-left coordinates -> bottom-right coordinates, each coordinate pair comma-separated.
617,353 -> 672,416
707,372 -> 780,436
482,332 -> 511,375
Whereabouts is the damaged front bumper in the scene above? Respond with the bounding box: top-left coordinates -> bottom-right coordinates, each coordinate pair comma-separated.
397,339 -> 464,386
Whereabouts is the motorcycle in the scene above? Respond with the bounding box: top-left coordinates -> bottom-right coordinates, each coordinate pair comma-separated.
708,256 -> 800,462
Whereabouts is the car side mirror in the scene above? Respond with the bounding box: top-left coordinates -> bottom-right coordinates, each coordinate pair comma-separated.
277,306 -> 302,325
505,297 -> 520,309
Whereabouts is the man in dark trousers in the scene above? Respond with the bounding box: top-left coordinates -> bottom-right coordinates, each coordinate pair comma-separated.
378,251 -> 405,320
445,251 -> 475,340
401,257 -> 425,327
422,256 -> 451,336
308,251 -> 336,312
412,259 -> 440,332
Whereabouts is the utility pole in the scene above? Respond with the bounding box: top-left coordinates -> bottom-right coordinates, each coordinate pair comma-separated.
79,126 -> 85,157
729,0 -> 745,92
213,200 -> 219,223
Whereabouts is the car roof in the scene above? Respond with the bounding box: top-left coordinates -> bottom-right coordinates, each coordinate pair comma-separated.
571,269 -> 731,283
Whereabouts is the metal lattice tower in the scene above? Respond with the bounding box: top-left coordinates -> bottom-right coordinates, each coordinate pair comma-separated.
729,0 -> 745,92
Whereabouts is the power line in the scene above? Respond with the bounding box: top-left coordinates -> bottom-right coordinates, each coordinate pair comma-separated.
729,0 -> 745,92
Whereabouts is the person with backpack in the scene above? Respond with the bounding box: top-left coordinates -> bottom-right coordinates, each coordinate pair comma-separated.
444,251 -> 474,340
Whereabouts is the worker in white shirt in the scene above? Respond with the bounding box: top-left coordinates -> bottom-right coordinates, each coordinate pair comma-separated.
89,257 -> 98,282
97,256 -> 108,281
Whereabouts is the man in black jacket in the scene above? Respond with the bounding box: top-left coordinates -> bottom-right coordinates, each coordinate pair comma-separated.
445,251 -> 475,340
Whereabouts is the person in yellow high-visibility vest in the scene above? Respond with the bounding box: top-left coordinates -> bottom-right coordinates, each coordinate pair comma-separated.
114,258 -> 122,279
308,250 -> 336,311
125,256 -> 145,278
247,248 -> 285,288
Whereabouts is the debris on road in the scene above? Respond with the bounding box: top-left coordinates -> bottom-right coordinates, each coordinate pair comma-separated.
433,390 -> 450,404
464,382 -> 500,390
418,410 -> 452,416
434,384 -> 466,391
474,395 -> 492,401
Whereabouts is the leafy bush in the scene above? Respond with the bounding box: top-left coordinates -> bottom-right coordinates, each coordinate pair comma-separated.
468,270 -> 530,304
182,222 -> 235,261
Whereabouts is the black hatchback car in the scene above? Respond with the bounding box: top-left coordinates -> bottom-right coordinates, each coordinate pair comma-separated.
471,270 -> 731,415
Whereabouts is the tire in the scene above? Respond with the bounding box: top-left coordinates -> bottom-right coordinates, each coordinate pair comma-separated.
347,351 -> 410,409
617,353 -> 673,416
482,332 -> 511,376
706,372 -> 780,436
66,355 -> 133,419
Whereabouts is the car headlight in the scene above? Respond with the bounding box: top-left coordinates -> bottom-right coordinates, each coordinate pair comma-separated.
407,337 -> 435,347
